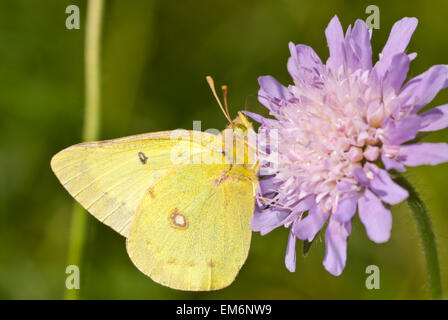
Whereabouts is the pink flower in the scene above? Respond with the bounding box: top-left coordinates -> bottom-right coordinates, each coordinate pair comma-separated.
247,16 -> 448,275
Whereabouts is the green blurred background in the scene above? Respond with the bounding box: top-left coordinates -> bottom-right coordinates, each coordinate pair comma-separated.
1,0 -> 448,299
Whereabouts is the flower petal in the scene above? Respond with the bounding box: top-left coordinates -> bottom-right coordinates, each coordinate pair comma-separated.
382,17 -> 418,56
408,52 -> 417,60
375,17 -> 418,78
381,154 -> 406,172
332,194 -> 359,222
419,104 -> 448,132
358,189 -> 392,243
385,115 -> 421,145
294,194 -> 316,210
400,65 -> 448,113
325,15 -> 345,70
365,164 -> 409,205
251,206 -> 289,235
258,76 -> 291,100
323,218 -> 351,276
293,204 -> 328,241
355,164 -> 408,205
353,166 -> 370,186
287,43 -> 323,82
399,143 -> 448,166
242,111 -> 267,124
252,195 -> 316,235
255,177 -> 278,206
382,53 -> 410,95
347,19 -> 372,70
285,229 -> 297,272
258,176 -> 276,192
258,76 -> 292,111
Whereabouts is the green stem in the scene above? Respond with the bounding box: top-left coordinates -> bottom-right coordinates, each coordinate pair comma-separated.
394,173 -> 443,300
65,0 -> 104,300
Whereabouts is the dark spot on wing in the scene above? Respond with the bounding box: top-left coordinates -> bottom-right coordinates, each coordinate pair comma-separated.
208,260 -> 215,268
167,258 -> 177,265
138,152 -> 148,164
148,187 -> 155,198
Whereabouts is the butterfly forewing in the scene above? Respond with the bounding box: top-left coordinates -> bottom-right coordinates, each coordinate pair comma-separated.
50,131 -> 224,237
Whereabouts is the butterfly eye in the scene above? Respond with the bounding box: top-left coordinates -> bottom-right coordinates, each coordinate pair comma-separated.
234,123 -> 248,136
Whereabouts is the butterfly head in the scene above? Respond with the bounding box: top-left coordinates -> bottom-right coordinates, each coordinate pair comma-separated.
222,112 -> 258,174
206,76 -> 258,173
227,112 -> 254,137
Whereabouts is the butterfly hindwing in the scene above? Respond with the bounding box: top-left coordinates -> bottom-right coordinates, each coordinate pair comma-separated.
126,164 -> 256,291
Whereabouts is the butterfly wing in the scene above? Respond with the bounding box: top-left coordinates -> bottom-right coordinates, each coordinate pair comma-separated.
126,164 -> 256,290
50,131 -> 223,237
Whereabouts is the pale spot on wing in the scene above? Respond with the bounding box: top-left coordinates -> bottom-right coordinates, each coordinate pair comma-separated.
174,215 -> 185,226
169,208 -> 187,229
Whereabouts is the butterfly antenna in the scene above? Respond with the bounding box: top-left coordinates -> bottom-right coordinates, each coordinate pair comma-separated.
206,76 -> 233,125
221,84 -> 232,122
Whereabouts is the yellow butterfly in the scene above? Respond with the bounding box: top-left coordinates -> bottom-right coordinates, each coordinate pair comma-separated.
51,77 -> 259,291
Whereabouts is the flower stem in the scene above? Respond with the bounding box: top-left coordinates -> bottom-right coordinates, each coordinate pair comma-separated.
394,173 -> 443,300
65,0 -> 104,300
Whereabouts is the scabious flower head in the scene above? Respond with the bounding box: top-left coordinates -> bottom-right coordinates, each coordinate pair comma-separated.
247,16 -> 448,275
